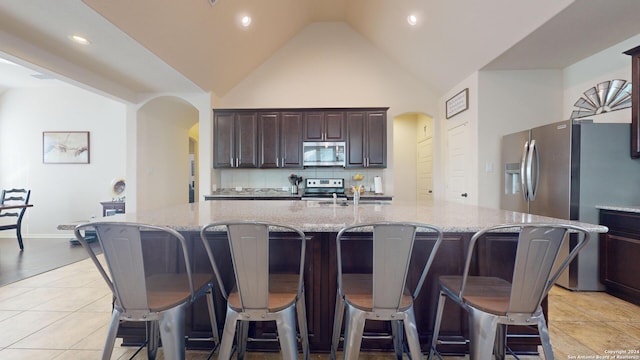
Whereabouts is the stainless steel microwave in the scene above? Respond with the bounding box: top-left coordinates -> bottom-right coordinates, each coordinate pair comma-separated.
302,141 -> 346,167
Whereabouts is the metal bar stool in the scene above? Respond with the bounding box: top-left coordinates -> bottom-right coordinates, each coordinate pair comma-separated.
428,223 -> 591,360
331,221 -> 444,360
74,221 -> 219,360
200,221 -> 309,360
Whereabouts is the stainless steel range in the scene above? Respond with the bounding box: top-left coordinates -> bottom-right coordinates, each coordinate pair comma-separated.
301,178 -> 346,200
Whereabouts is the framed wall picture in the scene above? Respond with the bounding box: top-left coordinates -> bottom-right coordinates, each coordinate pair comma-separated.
446,88 -> 469,119
43,131 -> 90,164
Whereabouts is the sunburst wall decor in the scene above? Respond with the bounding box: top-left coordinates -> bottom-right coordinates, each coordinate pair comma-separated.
570,79 -> 632,119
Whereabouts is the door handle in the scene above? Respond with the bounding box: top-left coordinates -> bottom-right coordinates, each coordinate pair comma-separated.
461,193 -> 468,198
526,140 -> 538,201
520,141 -> 529,201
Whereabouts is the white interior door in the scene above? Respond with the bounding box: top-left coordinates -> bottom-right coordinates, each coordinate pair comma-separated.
446,123 -> 470,203
417,137 -> 433,202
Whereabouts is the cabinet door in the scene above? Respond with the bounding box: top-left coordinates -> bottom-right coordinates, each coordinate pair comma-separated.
258,112 -> 280,168
235,112 -> 258,168
325,111 -> 345,141
346,111 -> 366,167
624,46 -> 640,158
303,112 -> 324,141
280,112 -> 303,168
214,111 -> 235,168
365,111 -> 387,168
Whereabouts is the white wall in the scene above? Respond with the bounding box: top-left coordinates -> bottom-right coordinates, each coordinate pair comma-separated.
441,32 -> 639,211
0,85 -> 126,237
436,73 -> 478,204
136,96 -> 198,212
478,69 -> 563,209
218,22 -> 438,196
563,33 -> 640,123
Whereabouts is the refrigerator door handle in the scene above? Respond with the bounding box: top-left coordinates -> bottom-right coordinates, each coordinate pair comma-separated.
520,141 -> 530,201
526,140 -> 540,201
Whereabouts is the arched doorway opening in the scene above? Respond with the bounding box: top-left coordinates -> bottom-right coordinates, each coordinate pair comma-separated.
393,112 -> 433,202
137,96 -> 199,211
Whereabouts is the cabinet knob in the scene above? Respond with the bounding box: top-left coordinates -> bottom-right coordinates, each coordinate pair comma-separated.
461,193 -> 468,198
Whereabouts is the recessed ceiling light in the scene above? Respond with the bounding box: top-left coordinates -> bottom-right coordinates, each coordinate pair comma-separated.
407,14 -> 418,26
69,34 -> 90,45
241,15 -> 252,28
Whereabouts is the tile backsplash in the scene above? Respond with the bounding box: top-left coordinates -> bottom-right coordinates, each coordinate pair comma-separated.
216,168 -> 384,192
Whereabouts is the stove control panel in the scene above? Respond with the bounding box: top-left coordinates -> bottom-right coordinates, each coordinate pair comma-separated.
305,178 -> 344,188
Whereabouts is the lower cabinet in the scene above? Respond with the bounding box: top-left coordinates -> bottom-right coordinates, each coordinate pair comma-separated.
599,209 -> 640,306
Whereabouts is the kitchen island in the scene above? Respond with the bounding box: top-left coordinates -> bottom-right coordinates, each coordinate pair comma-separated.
58,199 -> 607,354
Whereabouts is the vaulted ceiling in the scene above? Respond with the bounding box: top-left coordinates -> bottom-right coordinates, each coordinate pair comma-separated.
2,0 -> 640,103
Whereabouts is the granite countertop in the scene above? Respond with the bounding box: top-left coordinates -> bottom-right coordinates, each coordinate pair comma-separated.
203,188 -> 392,200
58,199 -> 607,234
204,188 -> 300,199
596,205 -> 640,214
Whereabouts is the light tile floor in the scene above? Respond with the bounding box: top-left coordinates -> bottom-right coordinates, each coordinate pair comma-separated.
0,257 -> 639,359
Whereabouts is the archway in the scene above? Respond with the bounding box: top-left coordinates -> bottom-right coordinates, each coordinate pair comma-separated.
393,112 -> 433,202
137,96 -> 199,211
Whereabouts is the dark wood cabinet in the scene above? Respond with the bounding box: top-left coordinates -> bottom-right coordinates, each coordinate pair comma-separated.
599,209 -> 640,305
624,46 -> 640,158
346,109 -> 387,168
259,111 -> 303,168
214,107 -> 386,169
213,110 -> 258,168
303,111 -> 345,141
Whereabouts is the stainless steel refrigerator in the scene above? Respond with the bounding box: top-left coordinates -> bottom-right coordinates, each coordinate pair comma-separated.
501,120 -> 640,291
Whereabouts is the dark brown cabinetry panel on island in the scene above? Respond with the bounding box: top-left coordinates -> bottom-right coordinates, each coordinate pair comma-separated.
599,209 -> 640,306
213,110 -> 258,168
346,109 -> 387,168
258,111 -> 303,168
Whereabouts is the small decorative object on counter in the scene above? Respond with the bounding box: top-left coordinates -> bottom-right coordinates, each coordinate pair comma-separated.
288,174 -> 303,194
352,174 -> 365,194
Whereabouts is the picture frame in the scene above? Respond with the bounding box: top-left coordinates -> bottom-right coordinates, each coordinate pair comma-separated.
446,88 -> 469,119
43,131 -> 90,164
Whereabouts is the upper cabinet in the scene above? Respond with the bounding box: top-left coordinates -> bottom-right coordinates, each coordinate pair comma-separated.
259,111 -> 303,168
624,46 -> 640,158
303,111 -> 345,141
214,107 -> 387,169
346,109 -> 388,168
213,110 -> 258,168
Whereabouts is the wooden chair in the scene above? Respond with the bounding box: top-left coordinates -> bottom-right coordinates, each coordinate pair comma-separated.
0,188 -> 32,250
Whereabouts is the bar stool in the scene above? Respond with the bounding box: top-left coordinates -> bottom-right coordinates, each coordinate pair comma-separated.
74,221 -> 218,360
331,222 -> 444,360
200,221 -> 309,360
428,223 -> 591,360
